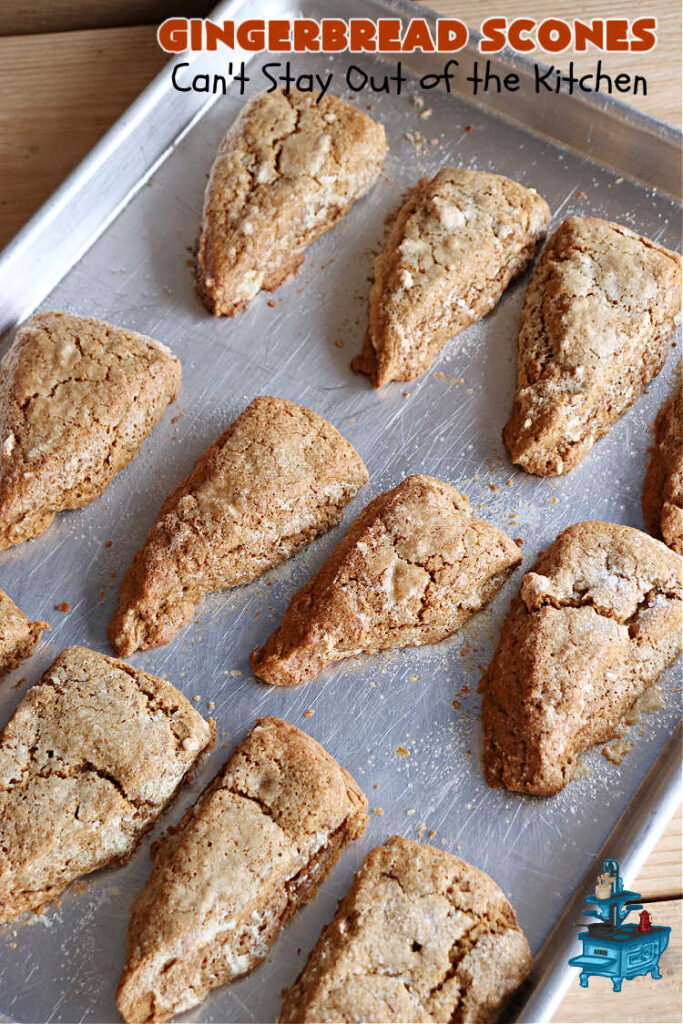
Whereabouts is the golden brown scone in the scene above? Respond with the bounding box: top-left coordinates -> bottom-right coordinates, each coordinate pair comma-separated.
0,646 -> 213,924
0,587 -> 48,679
351,167 -> 550,387
503,217 -> 682,476
109,396 -> 368,657
251,475 -> 521,687
642,379 -> 683,554
0,311 -> 181,550
116,717 -> 367,1024
482,522 -> 683,796
279,835 -> 531,1024
195,89 -> 386,316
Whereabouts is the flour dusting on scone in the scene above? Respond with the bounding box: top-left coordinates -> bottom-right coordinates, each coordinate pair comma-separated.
0,646 -> 213,924
0,312 -> 181,550
109,396 -> 368,657
482,522 -> 683,795
351,167 -> 550,386
116,717 -> 367,1024
0,588 -> 48,679
642,378 -> 683,554
279,835 -> 531,1024
195,89 -> 386,316
504,217 -> 682,476
251,474 -> 521,686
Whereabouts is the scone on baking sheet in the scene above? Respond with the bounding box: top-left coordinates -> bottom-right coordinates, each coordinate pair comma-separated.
279,835 -> 531,1024
195,88 -> 387,316
0,646 -> 213,925
251,474 -> 521,687
642,380 -> 683,555
0,587 -> 48,679
482,522 -> 683,796
0,311 -> 181,551
109,396 -> 368,657
351,167 -> 550,387
116,717 -> 367,1024
503,217 -> 682,476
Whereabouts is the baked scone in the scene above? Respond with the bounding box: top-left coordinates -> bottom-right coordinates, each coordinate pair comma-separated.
642,381 -> 683,554
116,717 -> 367,1024
0,587 -> 48,678
482,521 -> 683,796
195,89 -> 386,316
279,835 -> 531,1024
0,646 -> 213,924
0,311 -> 181,550
109,396 -> 368,656
503,217 -> 682,476
251,475 -> 521,686
351,167 -> 550,387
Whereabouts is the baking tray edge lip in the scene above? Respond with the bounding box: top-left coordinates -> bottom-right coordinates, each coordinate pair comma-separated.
390,0 -> 682,144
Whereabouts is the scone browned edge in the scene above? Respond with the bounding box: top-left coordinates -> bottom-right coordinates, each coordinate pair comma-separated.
279,835 -> 531,1024
481,521 -> 683,795
195,89 -> 386,316
0,587 -> 48,677
108,395 -> 369,657
116,717 -> 367,1024
0,646 -> 214,924
642,382 -> 683,554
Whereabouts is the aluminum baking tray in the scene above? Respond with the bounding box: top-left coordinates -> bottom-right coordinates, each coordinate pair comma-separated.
0,1 -> 681,1021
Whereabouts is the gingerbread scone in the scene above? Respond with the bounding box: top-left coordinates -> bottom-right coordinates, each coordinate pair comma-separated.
0,588 -> 48,679
642,381 -> 683,555
0,647 -> 213,924
482,522 -> 682,796
504,217 -> 682,476
279,836 -> 531,1024
109,396 -> 368,657
195,89 -> 386,316
251,475 -> 521,686
0,312 -> 181,550
351,167 -> 550,387
116,717 -> 367,1024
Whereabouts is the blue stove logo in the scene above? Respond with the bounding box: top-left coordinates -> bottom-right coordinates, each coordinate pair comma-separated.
569,858 -> 670,993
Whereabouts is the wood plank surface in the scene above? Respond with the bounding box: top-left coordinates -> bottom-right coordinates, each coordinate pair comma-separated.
0,4 -> 680,1021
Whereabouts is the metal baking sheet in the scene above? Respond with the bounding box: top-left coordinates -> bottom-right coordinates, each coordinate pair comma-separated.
0,1 -> 681,1021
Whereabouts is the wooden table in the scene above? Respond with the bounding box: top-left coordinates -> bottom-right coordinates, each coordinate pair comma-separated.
0,3 -> 680,1021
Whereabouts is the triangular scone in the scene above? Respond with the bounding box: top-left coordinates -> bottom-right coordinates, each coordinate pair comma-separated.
643,381 -> 683,554
351,168 -> 550,387
0,312 -> 181,550
195,89 -> 386,316
116,718 -> 366,1024
280,837 -> 531,1024
0,588 -> 48,679
482,522 -> 683,796
0,646 -> 213,924
504,217 -> 682,476
109,396 -> 368,656
251,475 -> 522,686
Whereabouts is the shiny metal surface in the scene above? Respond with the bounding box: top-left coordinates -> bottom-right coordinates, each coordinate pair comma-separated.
0,1 -> 681,1021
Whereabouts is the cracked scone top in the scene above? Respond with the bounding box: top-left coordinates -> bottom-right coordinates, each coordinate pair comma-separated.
195,88 -> 386,316
116,717 -> 367,1024
642,380 -> 683,555
0,646 -> 213,924
504,217 -> 682,476
251,474 -> 522,686
351,167 -> 550,387
482,521 -> 683,796
109,396 -> 368,656
0,587 -> 48,679
279,835 -> 532,1024
0,311 -> 181,550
